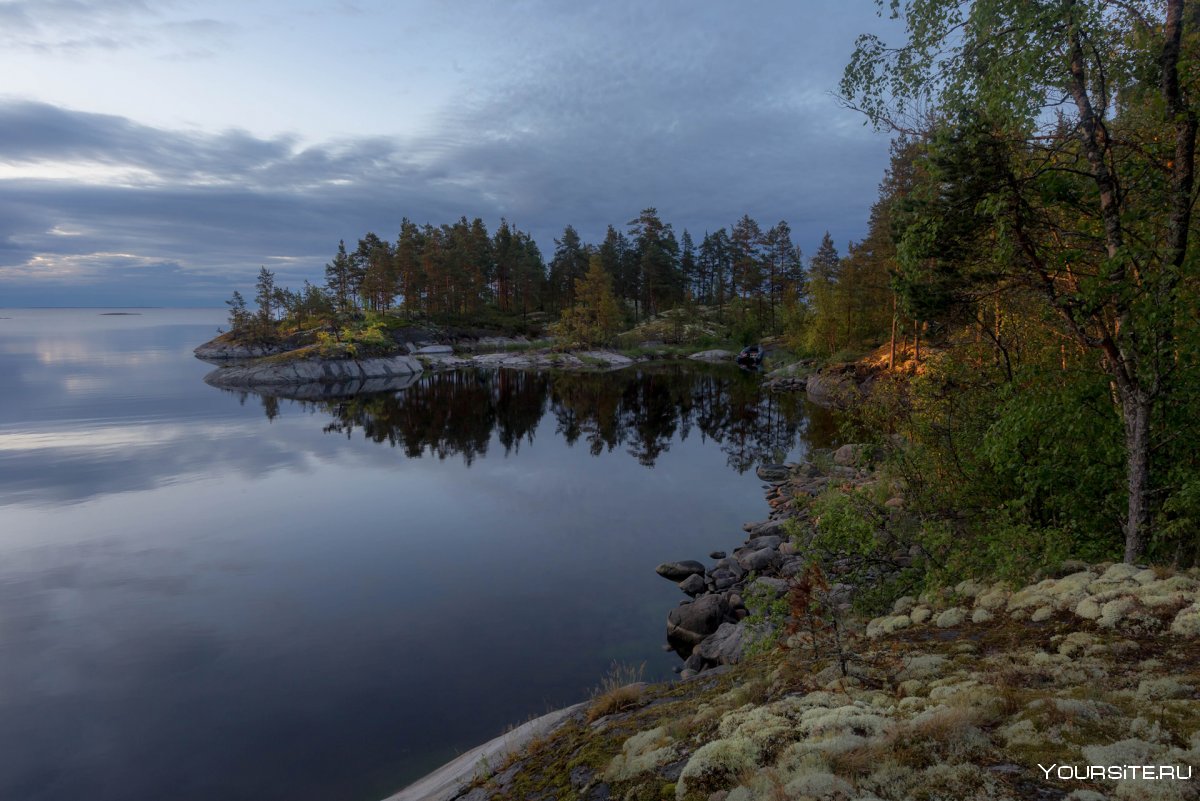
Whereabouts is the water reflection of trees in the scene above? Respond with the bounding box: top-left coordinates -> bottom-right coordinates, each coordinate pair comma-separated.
247,366 -> 833,471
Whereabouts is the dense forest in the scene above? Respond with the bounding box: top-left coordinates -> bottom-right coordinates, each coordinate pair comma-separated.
226,207 -> 824,346
816,0 -> 1200,578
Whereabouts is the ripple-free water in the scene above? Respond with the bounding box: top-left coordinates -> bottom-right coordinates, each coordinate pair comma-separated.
0,309 -> 834,801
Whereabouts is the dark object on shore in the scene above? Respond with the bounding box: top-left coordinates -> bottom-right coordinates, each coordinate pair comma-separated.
736,344 -> 764,368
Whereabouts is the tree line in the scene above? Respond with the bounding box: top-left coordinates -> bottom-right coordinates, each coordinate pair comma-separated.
227,209 -> 827,336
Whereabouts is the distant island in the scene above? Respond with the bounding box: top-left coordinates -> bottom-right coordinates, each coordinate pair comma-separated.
195,208 -> 848,387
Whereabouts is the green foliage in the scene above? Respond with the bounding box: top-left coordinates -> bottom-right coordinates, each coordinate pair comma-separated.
842,0 -> 1200,562
556,256 -> 623,347
742,577 -> 789,656
315,320 -> 392,358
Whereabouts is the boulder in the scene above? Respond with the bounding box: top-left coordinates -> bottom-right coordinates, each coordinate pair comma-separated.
745,534 -> 782,551
414,344 -> 454,355
575,350 -> 634,369
755,464 -> 791,482
714,557 -> 747,580
656,560 -> 706,581
667,594 -> 730,654
694,620 -> 751,666
805,371 -> 861,409
833,443 -> 873,467
678,574 -> 707,596
736,547 -> 779,573
752,576 -> 790,597
748,519 -> 789,539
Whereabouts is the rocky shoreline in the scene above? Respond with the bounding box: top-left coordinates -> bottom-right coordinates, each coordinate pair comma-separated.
655,442 -> 886,678
195,332 -> 750,389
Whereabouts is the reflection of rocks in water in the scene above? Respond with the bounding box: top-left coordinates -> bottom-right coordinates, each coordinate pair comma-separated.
227,365 -> 833,470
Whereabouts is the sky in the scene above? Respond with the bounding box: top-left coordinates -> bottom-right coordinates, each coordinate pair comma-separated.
0,0 -> 899,307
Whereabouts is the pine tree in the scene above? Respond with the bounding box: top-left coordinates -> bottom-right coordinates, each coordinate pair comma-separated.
810,231 -> 840,283
254,266 -> 277,323
225,290 -> 250,333
324,240 -> 353,313
548,225 -> 589,310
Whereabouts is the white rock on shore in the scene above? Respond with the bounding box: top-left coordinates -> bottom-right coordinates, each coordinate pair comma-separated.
687,349 -> 735,362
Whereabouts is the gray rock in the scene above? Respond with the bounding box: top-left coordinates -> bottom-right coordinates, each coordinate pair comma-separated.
656,560 -> 706,581
204,354 -> 423,388
458,788 -> 490,801
585,783 -> 611,801
694,620 -> 751,666
755,464 -> 791,482
834,443 -> 871,466
753,576 -> 790,597
805,371 -> 861,409
678,573 -> 707,596
745,534 -> 782,551
193,340 -> 290,361
736,547 -> 779,573
714,557 -> 746,580
748,519 -> 789,538
709,550 -> 726,560
575,350 -> 635,369
569,765 -> 594,790
414,344 -> 454,355
667,594 -> 729,654
779,558 -> 808,578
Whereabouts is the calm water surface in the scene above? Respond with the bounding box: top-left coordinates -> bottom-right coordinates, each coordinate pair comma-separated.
0,309 -> 834,801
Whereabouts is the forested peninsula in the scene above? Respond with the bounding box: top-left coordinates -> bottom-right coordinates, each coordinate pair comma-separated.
204,3 -> 1200,799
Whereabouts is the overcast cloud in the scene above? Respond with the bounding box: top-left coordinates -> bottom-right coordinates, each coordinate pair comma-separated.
0,0 -> 898,306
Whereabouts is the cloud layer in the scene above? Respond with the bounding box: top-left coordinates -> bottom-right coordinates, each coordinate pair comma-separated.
0,1 -> 895,306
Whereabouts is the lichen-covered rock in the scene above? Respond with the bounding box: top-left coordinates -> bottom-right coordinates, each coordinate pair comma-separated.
866,614 -> 911,638
675,738 -> 760,799
1098,597 -> 1136,629
935,607 -> 967,628
1075,597 -> 1103,620
605,727 -> 679,782
1171,602 -> 1200,636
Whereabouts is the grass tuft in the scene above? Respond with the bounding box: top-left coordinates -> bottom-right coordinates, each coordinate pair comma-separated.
587,662 -> 647,722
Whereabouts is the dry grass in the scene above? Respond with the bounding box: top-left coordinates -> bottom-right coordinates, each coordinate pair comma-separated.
586,662 -> 646,722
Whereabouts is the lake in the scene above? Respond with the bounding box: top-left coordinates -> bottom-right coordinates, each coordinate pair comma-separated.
0,309 -> 834,801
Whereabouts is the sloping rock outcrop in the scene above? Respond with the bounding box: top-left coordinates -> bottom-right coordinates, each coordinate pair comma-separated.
203,354 -> 422,388
194,339 -> 293,361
